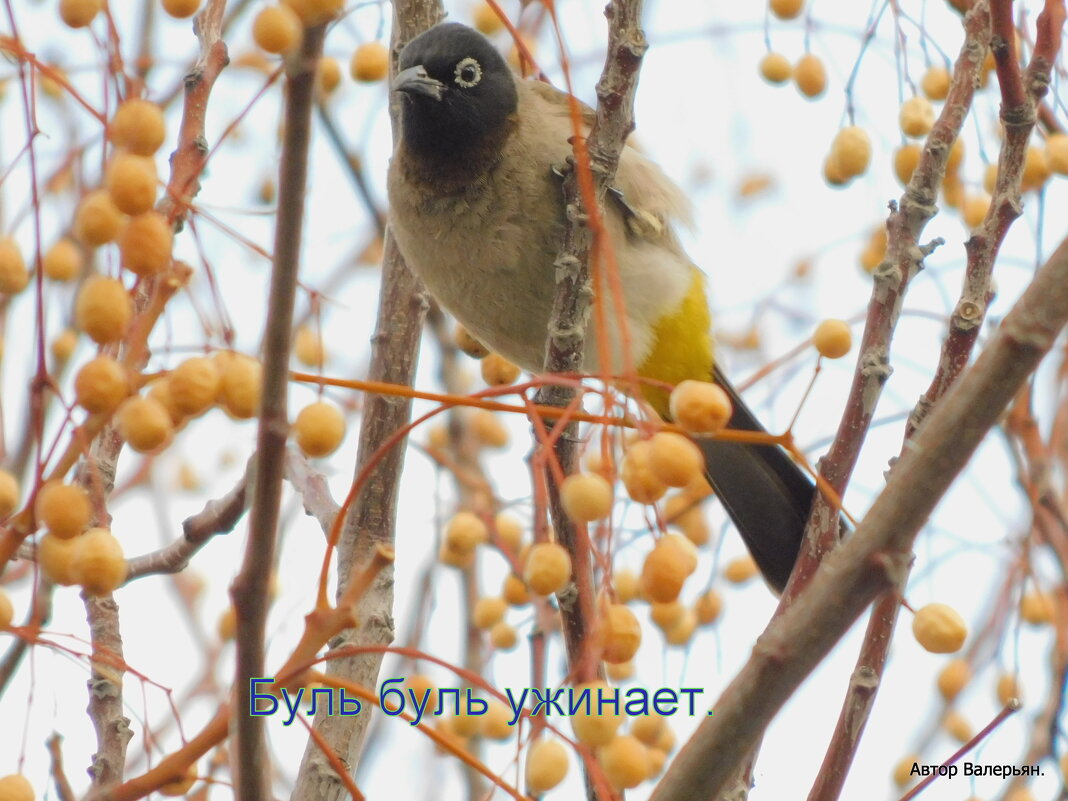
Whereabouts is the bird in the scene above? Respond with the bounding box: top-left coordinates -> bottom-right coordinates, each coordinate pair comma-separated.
386,21 -> 819,593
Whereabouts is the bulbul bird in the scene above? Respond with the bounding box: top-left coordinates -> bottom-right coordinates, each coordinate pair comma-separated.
387,22 -> 817,593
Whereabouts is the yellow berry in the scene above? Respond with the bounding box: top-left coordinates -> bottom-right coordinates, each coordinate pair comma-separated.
110,99 -> 166,156
161,0 -> 201,18
695,589 -> 723,624
75,276 -> 132,344
34,481 -> 90,539
1021,145 -> 1050,192
472,595 -> 507,629
493,512 -> 523,553
943,174 -> 965,209
606,660 -> 634,682
252,5 -> 302,54
724,554 -> 759,583
946,137 -> 964,174
480,352 -> 520,386
59,0 -> 102,27
117,396 -> 173,452
893,144 -> 921,186
472,1 -> 504,34
106,152 -> 158,216
983,163 -> 998,194
560,472 -> 613,523
0,238 -> 28,294
0,589 -> 13,629
830,126 -> 872,178
148,379 -> 185,426
893,754 -> 920,787
942,710 -> 972,743
489,620 -> 518,650
899,96 -> 936,138
669,379 -> 732,434
962,192 -> 990,229
649,600 -> 685,631
647,431 -> 703,488
74,190 -> 125,246
169,357 -> 221,416
470,409 -> 509,448
317,57 -> 342,95
525,738 -> 569,794
454,324 -> 489,359
445,511 -> 487,553
655,725 -> 676,753
794,54 -> 826,98
38,532 -> 78,585
640,539 -> 691,603
450,706 -> 484,737
770,0 -> 804,19
51,329 -> 78,362
216,352 -> 262,419
937,658 -> 971,701
665,608 -> 698,645
71,526 -> 126,595
613,567 -> 640,603
118,211 -> 172,276
350,42 -> 389,83
42,237 -> 82,281
823,154 -> 848,187
294,325 -> 328,367
598,735 -> 648,789
502,573 -> 531,606
621,439 -> 668,504
921,65 -> 951,100
523,542 -> 571,595
812,318 -> 852,359
281,0 -> 343,26
1047,133 -> 1068,174
600,603 -> 641,664
217,608 -> 238,641
996,673 -> 1021,705
646,747 -> 667,777
0,470 -> 19,518
0,774 -> 34,801
1019,591 -> 1054,625
759,52 -> 792,84
293,400 -> 345,457
630,714 -> 666,746
483,700 -> 513,740
570,680 -> 623,746
912,603 -> 967,653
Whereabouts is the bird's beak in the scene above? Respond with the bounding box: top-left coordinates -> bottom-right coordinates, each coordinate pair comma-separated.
392,65 -> 445,101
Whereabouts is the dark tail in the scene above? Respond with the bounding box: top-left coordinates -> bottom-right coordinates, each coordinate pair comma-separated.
700,366 -> 815,593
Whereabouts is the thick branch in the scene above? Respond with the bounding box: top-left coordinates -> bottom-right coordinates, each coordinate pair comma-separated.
651,231 -> 1068,801
288,3 -> 440,799
535,0 -> 647,694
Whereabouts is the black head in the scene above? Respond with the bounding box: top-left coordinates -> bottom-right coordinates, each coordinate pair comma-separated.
394,22 -> 518,158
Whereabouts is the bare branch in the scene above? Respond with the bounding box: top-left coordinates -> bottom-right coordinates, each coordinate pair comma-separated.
651,231 -> 1068,800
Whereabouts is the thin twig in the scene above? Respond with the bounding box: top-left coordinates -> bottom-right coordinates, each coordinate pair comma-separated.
231,20 -> 325,801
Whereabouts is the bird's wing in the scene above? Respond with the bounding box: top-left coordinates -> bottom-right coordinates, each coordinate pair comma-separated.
519,78 -> 694,240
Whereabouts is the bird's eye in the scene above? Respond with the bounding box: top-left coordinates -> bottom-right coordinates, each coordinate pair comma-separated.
454,57 -> 482,88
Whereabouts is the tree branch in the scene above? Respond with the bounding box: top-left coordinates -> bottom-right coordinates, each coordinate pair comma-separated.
231,21 -> 325,801
651,230 -> 1068,800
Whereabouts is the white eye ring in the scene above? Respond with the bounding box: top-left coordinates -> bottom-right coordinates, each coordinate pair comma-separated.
454,57 -> 482,88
